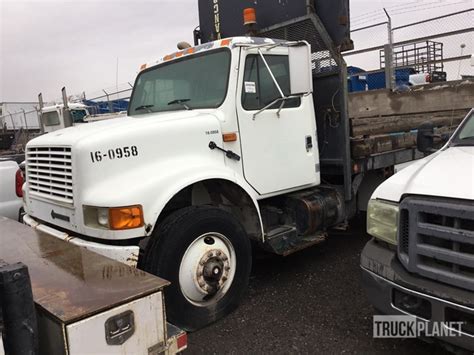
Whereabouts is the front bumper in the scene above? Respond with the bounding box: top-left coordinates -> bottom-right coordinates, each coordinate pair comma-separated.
361,239 -> 474,352
24,214 -> 140,267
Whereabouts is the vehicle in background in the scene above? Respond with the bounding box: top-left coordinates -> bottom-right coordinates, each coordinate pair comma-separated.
39,102 -> 90,133
361,109 -> 474,352
0,159 -> 23,220
39,88 -> 127,134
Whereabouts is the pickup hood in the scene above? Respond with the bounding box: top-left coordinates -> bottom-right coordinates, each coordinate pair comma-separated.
372,146 -> 474,202
28,111 -> 213,146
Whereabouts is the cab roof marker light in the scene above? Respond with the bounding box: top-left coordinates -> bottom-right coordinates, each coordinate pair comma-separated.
164,53 -> 176,61
220,39 -> 231,47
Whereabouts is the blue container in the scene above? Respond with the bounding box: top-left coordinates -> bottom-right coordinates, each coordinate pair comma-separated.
395,68 -> 416,87
366,70 -> 386,90
347,66 -> 367,92
367,68 -> 418,90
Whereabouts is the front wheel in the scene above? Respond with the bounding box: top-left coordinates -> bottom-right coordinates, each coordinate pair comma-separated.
141,206 -> 252,331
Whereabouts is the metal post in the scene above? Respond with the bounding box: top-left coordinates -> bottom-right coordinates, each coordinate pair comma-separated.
103,89 -> 114,113
7,111 -> 16,132
61,87 -> 73,127
21,109 -> 29,142
37,93 -> 45,133
35,108 -> 43,134
383,8 -> 394,90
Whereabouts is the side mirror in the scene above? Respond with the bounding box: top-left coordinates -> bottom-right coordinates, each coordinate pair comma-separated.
288,43 -> 313,95
417,122 -> 435,154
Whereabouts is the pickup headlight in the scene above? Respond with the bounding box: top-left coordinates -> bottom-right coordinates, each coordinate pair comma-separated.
367,199 -> 399,245
84,205 -> 144,230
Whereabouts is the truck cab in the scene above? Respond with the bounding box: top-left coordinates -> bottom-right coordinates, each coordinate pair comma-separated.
361,109 -> 474,352
24,37 -> 331,330
40,103 -> 89,133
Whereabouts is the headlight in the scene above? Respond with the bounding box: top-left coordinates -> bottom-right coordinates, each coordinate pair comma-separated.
83,205 -> 144,230
367,199 -> 399,245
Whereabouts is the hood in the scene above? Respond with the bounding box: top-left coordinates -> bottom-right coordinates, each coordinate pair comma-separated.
28,111 -> 213,147
372,146 -> 474,202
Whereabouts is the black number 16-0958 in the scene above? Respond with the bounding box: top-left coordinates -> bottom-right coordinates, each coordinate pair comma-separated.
90,146 -> 138,163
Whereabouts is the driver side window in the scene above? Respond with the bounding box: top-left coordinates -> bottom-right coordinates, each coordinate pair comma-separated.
241,54 -> 300,111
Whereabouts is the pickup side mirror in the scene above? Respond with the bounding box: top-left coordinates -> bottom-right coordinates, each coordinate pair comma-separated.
417,122 -> 435,154
288,43 -> 313,95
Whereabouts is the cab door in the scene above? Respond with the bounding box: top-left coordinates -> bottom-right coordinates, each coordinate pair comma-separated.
236,48 -> 319,196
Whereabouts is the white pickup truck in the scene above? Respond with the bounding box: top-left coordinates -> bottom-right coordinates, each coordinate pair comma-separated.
361,108 -> 474,352
0,159 -> 23,220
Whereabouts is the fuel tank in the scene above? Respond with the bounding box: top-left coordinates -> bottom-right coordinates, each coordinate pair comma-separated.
285,186 -> 345,236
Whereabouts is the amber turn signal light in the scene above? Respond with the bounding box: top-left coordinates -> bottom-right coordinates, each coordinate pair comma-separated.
222,132 -> 238,142
109,205 -> 144,230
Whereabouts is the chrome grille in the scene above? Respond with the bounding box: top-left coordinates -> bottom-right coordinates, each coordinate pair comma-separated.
398,196 -> 474,291
26,146 -> 73,204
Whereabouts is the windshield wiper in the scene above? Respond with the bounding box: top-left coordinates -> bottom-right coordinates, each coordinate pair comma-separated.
135,104 -> 154,113
168,99 -> 191,110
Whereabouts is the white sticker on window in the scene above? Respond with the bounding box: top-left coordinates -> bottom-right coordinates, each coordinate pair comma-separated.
244,81 -> 256,93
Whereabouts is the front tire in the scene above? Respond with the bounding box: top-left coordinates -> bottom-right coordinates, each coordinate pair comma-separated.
141,206 -> 252,331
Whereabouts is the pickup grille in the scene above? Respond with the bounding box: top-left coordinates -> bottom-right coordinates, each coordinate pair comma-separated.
26,146 -> 73,204
398,196 -> 474,291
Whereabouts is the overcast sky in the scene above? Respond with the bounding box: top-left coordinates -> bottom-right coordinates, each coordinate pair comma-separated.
1,0 -> 472,102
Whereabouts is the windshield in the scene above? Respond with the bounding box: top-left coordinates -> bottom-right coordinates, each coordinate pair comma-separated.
129,49 -> 231,115
451,110 -> 474,146
70,109 -> 88,123
42,111 -> 60,126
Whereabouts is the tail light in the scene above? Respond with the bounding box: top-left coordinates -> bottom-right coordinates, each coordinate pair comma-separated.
15,168 -> 24,197
176,332 -> 187,352
425,74 -> 431,83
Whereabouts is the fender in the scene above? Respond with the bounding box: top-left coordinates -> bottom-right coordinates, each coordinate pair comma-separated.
82,160 -> 264,240
147,166 -> 265,240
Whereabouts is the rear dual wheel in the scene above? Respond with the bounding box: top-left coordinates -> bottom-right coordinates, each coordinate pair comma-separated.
141,206 -> 252,331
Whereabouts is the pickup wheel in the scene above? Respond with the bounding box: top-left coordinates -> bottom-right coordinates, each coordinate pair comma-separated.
142,206 -> 252,331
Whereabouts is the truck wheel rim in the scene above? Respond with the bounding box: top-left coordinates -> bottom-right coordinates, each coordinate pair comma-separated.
179,232 -> 236,307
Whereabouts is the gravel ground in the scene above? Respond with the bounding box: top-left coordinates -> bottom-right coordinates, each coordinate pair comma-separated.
187,221 -> 448,354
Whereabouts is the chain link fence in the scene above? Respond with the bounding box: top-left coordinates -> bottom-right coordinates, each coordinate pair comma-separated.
0,108 -> 41,131
344,8 -> 473,92
82,82 -> 133,115
0,82 -> 135,132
